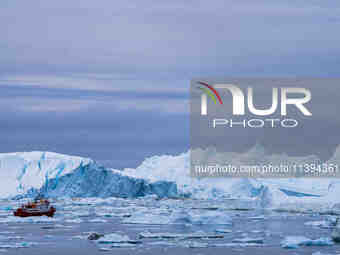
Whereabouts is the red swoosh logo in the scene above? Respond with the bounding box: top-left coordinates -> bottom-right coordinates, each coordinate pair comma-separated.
197,81 -> 223,104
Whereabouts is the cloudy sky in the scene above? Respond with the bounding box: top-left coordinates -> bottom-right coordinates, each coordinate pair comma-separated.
0,1 -> 340,168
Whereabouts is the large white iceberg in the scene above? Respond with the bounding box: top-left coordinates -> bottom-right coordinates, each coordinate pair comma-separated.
1,145 -> 340,210
0,151 -> 177,199
123,144 -> 340,208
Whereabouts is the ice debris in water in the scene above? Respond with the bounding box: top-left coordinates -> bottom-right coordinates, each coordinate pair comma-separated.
182,241 -> 209,248
215,229 -> 232,233
124,209 -> 232,225
332,217 -> 340,242
281,236 -> 333,249
232,237 -> 264,244
0,242 -> 37,248
312,252 -> 336,255
97,233 -> 141,244
123,211 -> 170,225
139,231 -> 224,239
0,216 -> 58,223
190,210 -> 232,225
88,218 -> 107,223
65,218 -> 83,224
304,220 -> 332,228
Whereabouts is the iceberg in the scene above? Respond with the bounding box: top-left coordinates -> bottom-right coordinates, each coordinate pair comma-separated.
0,151 -> 177,199
2,144 -> 340,210
123,144 -> 340,208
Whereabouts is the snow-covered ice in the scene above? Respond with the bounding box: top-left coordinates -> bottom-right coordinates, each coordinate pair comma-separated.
139,231 -> 224,239
65,218 -> 83,224
232,237 -> 264,244
305,220 -> 332,229
281,236 -> 333,249
0,151 -> 177,200
1,147 -> 340,212
215,229 -> 232,233
96,233 -> 141,244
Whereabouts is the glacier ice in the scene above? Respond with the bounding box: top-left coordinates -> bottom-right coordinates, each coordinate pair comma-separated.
0,151 -> 177,200
2,144 -> 340,210
123,144 -> 340,209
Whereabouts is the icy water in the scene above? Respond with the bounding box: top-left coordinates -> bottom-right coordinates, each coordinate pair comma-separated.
0,198 -> 340,254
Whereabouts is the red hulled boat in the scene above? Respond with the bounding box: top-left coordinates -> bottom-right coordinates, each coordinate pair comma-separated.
14,199 -> 56,217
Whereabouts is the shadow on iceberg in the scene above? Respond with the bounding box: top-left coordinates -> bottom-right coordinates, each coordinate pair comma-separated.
14,162 -> 178,200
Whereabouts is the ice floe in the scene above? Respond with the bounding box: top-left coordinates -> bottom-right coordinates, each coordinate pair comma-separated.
96,233 -> 141,245
139,231 -> 224,239
281,236 -> 333,249
0,216 -> 59,223
232,237 -> 264,244
0,242 -> 37,249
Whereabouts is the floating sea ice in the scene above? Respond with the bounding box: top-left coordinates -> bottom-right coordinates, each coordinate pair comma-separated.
169,210 -> 193,224
66,210 -> 90,217
191,211 -> 232,225
248,215 -> 266,220
109,243 -> 137,248
0,206 -> 12,211
139,231 -> 223,239
65,218 -> 83,224
182,241 -> 209,248
312,252 -> 334,255
0,235 -> 22,241
72,235 -> 88,240
89,218 -> 107,223
95,208 -> 131,218
123,211 -> 169,225
0,242 -> 37,248
304,220 -> 332,229
0,216 -> 58,223
281,236 -> 333,249
331,217 -> 340,242
215,229 -> 232,233
250,230 -> 264,234
213,242 -> 262,247
232,237 -> 264,244
98,247 -> 112,251
53,224 -> 73,229
97,233 -> 141,244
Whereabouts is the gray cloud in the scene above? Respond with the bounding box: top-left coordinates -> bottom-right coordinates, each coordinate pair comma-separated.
1,0 -> 340,78
0,1 -> 340,168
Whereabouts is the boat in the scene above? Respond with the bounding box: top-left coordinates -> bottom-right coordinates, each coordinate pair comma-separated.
13,199 -> 56,217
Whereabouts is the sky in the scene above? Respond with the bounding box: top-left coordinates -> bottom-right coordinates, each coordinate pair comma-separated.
0,0 -> 340,168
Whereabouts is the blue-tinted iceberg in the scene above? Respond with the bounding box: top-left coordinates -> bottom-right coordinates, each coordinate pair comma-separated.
0,151 -> 177,199
2,145 -> 340,210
